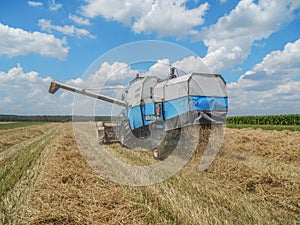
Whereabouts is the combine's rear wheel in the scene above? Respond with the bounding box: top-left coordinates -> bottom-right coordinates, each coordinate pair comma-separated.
152,148 -> 160,160
119,121 -> 130,147
119,125 -> 126,146
152,128 -> 181,160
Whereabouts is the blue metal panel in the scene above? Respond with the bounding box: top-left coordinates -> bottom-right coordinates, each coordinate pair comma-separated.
144,102 -> 155,115
127,106 -> 143,129
142,102 -> 155,125
164,96 -> 190,120
127,96 -> 228,130
190,96 -> 228,111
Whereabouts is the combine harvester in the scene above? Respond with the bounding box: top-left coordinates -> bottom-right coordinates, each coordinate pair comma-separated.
49,68 -> 228,159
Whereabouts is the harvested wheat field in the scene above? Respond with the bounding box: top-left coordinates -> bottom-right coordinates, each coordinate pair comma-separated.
0,123 -> 299,224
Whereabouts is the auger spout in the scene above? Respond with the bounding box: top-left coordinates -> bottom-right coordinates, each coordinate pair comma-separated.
49,81 -> 126,107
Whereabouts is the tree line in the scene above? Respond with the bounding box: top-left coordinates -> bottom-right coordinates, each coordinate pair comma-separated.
1,114 -> 299,125
0,115 -> 116,122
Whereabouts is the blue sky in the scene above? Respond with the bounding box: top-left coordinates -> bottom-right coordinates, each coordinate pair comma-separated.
0,0 -> 300,116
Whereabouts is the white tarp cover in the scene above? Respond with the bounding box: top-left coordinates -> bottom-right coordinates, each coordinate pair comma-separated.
189,73 -> 227,97
127,73 -> 227,105
153,80 -> 167,101
164,75 -> 189,101
159,73 -> 226,101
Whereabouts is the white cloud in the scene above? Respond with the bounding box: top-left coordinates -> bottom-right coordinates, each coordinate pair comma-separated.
81,0 -> 152,24
69,14 -> 91,26
28,1 -> 43,7
0,62 -> 142,115
67,61 -> 138,115
38,19 -> 95,38
231,67 -> 243,73
197,0 -> 300,72
49,0 -> 62,11
0,61 -> 163,115
88,56 -> 211,87
132,1 -> 209,38
140,59 -> 170,78
0,23 -> 69,60
87,56 -> 210,87
173,56 -> 210,74
81,0 -> 209,38
0,64 -> 73,115
88,61 -> 138,86
250,40 -> 300,77
139,56 -> 210,77
4,41 -> 299,116
228,39 -> 300,115
1,97 -> 12,104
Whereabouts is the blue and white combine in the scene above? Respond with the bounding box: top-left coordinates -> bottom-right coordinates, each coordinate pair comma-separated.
48,71 -> 228,159
125,73 -> 228,132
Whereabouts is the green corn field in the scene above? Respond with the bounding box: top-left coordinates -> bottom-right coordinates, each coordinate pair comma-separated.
226,114 -> 300,126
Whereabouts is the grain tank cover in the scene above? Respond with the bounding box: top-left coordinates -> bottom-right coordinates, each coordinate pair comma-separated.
155,73 -> 227,102
189,73 -> 227,97
164,75 -> 189,101
153,73 -> 228,130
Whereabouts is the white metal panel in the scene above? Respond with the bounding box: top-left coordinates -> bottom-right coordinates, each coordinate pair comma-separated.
142,77 -> 158,104
163,74 -> 191,101
189,73 -> 227,97
153,80 -> 167,102
127,79 -> 143,106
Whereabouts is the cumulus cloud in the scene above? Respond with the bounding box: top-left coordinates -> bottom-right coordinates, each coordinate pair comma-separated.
69,14 -> 91,26
28,1 -> 43,7
81,0 -> 209,38
132,1 -> 209,38
65,61 -> 139,115
197,0 -> 300,72
0,61 -> 171,115
139,56 -> 210,76
49,0 -> 62,11
173,56 -> 210,74
38,19 -> 95,38
0,23 -> 69,60
139,59 -> 170,77
1,97 -> 12,104
87,56 -> 211,87
87,61 -> 138,86
4,42 -> 299,116
228,39 -> 300,115
0,64 -> 73,115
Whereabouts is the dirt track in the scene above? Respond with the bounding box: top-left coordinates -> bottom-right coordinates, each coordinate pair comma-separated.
0,123 -> 299,224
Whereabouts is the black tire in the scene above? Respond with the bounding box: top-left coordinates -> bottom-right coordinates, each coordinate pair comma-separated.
152,148 -> 160,160
119,120 -> 133,148
102,136 -> 107,144
152,129 -> 181,160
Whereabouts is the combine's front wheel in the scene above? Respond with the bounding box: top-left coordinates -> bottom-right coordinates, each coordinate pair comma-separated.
152,148 -> 160,160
